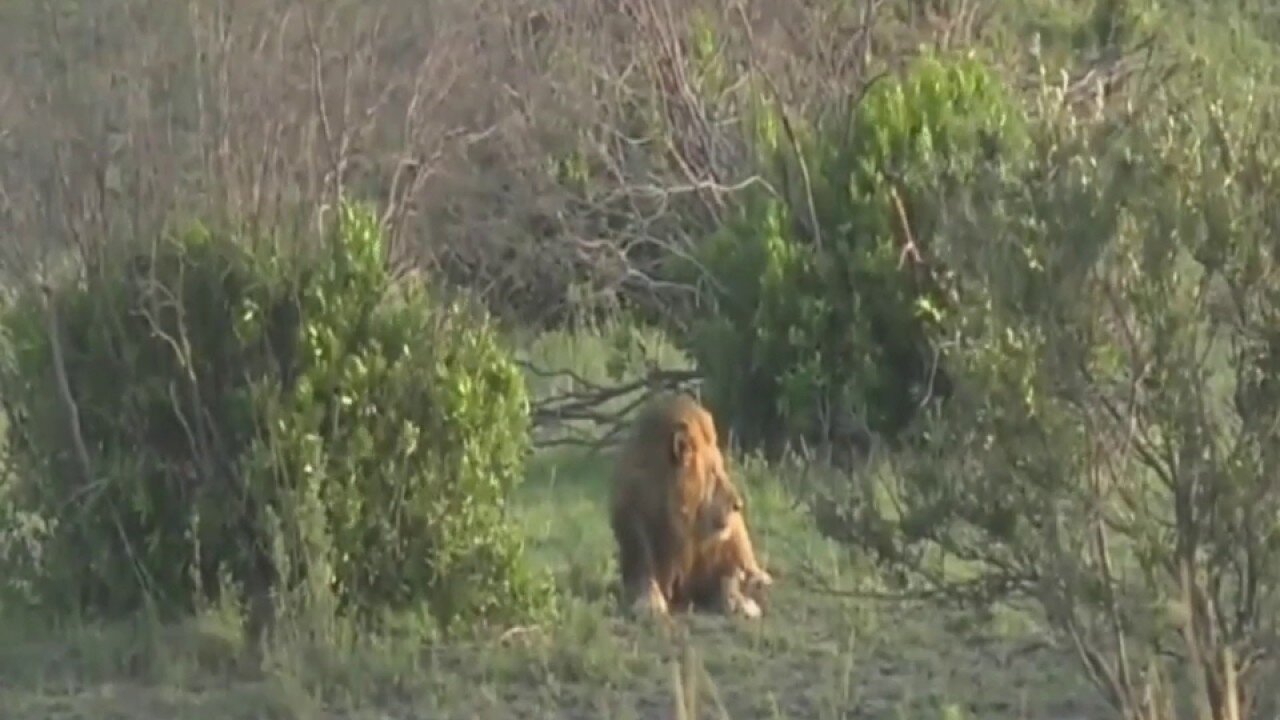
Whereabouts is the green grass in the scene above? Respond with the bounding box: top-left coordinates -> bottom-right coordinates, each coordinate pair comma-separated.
0,450 -> 1104,719
0,327 -> 1105,720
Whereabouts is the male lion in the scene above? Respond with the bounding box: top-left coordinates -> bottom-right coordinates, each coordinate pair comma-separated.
672,510 -> 774,618
608,392 -> 744,617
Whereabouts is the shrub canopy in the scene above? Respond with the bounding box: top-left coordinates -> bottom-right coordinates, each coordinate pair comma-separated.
0,202 -> 550,630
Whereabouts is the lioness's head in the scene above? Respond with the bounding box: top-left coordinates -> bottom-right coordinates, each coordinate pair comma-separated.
699,484 -> 743,543
669,409 -> 743,543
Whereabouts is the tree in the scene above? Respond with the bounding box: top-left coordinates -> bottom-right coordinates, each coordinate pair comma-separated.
820,89 -> 1280,719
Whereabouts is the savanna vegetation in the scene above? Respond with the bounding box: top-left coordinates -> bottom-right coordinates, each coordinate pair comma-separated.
2,0 -> 1280,718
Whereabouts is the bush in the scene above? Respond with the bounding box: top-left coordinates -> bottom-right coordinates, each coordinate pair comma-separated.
0,202 -> 551,631
826,84 -> 1280,719
681,52 -> 1028,458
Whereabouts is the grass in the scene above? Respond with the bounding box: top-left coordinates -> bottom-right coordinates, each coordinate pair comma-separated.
0,328 -> 1106,720
0,454 -> 1104,719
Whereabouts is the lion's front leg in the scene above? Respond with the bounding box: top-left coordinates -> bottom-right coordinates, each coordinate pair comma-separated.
633,576 -> 670,617
613,510 -> 674,618
613,511 -> 657,613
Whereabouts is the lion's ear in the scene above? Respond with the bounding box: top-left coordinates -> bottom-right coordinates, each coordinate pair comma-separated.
670,421 -> 694,466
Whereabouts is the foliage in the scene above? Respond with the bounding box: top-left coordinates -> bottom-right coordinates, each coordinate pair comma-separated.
681,52 -> 1029,456
828,83 -> 1280,718
0,202 -> 551,630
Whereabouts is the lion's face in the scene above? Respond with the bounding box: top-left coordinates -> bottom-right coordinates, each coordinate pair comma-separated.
671,415 -> 743,543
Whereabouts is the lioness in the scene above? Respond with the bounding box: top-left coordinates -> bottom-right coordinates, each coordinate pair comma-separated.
673,509 -> 774,618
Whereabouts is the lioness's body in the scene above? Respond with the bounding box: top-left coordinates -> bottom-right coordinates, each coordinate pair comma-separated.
674,511 -> 774,618
608,393 -> 743,617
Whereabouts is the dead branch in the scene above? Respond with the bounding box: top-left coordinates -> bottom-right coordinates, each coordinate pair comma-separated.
519,358 -> 700,451
39,282 -> 93,493
40,276 -> 158,606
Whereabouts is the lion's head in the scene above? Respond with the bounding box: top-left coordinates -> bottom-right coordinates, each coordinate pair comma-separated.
666,401 -> 744,544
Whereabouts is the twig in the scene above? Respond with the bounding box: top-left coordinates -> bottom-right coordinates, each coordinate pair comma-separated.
519,359 -> 700,441
40,282 -> 93,491
41,279 -> 158,606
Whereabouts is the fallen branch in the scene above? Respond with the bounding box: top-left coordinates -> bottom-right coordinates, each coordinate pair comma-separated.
518,359 -> 701,451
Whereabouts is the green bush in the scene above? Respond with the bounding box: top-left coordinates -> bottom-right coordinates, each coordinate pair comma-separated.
681,52 -> 1028,456
0,202 -> 551,630
825,83 -> 1280,719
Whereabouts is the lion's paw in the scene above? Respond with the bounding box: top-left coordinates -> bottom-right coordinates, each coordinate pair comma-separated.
631,581 -> 670,618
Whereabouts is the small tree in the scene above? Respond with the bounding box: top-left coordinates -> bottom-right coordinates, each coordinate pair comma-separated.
827,89 -> 1280,718
0,202 -> 551,631
681,53 -> 1028,459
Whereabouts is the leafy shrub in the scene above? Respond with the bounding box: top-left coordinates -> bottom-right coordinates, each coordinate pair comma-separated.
829,84 -> 1280,719
0,202 -> 551,630
681,52 -> 1028,457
